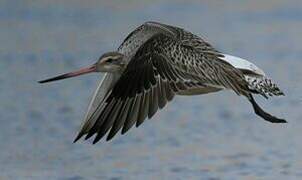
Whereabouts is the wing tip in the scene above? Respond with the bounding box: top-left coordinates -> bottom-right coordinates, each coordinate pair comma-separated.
106,132 -> 115,141
73,132 -> 84,143
92,137 -> 100,144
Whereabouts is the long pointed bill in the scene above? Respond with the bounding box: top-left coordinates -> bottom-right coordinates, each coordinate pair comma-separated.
38,64 -> 97,83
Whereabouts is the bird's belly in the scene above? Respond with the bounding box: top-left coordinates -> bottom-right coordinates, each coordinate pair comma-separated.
177,87 -> 222,96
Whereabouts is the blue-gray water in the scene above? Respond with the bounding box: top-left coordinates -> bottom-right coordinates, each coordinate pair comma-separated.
0,0 -> 301,179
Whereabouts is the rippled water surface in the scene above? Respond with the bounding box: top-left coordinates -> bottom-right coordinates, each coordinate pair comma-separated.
0,0 -> 302,179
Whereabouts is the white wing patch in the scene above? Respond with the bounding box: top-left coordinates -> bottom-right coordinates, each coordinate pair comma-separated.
220,54 -> 265,76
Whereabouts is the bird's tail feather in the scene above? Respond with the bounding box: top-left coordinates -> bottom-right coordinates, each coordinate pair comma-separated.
245,75 -> 284,98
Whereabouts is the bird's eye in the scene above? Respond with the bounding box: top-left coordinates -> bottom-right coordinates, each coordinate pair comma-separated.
106,58 -> 114,63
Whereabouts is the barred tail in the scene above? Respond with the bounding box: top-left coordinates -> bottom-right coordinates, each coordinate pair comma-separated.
245,75 -> 284,98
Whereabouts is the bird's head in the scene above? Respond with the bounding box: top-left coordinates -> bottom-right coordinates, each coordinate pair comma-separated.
96,52 -> 126,72
38,51 -> 126,83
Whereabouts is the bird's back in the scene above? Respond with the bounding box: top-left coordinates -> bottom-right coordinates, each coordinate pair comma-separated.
118,21 -> 221,57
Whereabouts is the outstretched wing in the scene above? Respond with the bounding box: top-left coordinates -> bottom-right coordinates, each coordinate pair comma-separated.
78,50 -> 205,143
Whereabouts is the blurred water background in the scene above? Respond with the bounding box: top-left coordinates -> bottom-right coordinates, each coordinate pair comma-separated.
0,0 -> 302,179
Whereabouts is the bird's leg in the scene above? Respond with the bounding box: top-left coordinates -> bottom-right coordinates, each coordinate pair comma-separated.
248,95 -> 287,123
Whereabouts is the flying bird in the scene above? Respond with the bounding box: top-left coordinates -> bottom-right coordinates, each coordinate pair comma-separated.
39,21 -> 286,144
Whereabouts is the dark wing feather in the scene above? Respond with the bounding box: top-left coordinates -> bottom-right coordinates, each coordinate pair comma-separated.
81,51 -> 188,143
